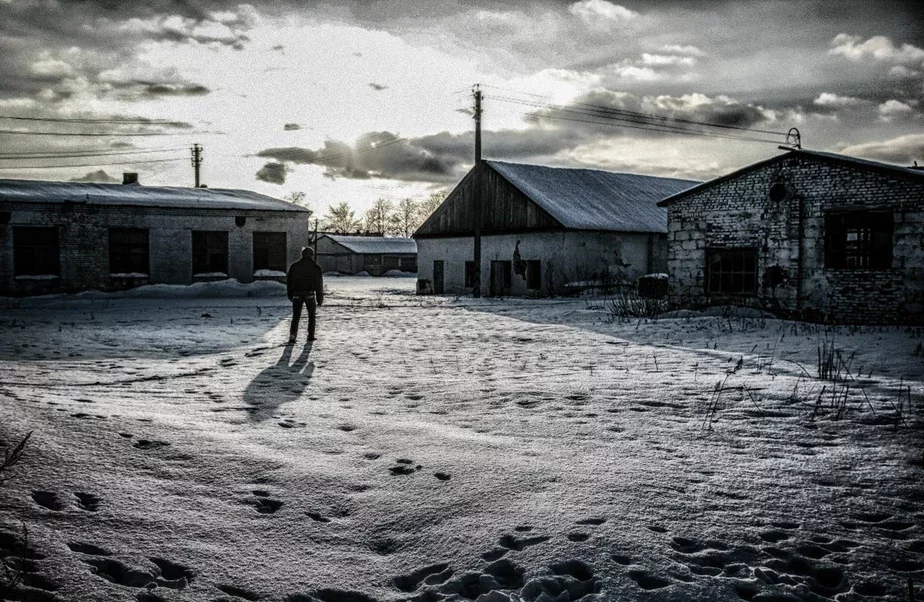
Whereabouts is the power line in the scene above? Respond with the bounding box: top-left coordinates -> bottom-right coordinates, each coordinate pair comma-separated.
0,147 -> 185,160
0,128 -> 215,137
489,94 -> 785,144
0,115 -> 190,126
482,84 -> 790,141
0,157 -> 186,170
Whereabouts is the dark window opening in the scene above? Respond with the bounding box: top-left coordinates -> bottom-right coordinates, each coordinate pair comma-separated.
383,255 -> 401,270
526,260 -> 542,290
13,227 -> 60,276
706,248 -> 758,296
399,256 -> 416,272
465,261 -> 476,287
192,231 -> 229,275
252,232 -> 286,272
825,211 -> 893,269
365,254 -> 382,265
109,228 -> 149,275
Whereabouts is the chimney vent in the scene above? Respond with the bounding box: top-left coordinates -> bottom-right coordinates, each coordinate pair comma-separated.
123,172 -> 139,185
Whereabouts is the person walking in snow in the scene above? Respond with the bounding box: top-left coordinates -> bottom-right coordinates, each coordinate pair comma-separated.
286,247 -> 324,344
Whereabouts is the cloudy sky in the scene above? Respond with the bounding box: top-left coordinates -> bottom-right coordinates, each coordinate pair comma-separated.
1,0 -> 922,216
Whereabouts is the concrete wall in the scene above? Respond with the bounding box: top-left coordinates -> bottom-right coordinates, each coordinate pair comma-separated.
0,202 -> 311,296
665,155 -> 924,324
417,230 -> 662,296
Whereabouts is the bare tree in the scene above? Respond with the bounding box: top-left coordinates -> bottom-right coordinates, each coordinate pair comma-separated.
283,192 -> 313,220
419,191 -> 447,223
363,198 -> 393,235
391,197 -> 421,237
323,202 -> 362,233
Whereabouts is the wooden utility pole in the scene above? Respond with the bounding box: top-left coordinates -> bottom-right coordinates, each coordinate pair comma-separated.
191,143 -> 203,188
472,84 -> 483,298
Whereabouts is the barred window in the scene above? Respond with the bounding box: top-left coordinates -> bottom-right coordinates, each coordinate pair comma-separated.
706,248 -> 758,295
825,211 -> 892,269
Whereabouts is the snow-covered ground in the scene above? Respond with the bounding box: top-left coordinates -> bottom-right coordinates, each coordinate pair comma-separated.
0,278 -> 921,602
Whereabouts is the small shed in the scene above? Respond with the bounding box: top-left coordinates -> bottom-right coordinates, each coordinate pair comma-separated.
414,160 -> 697,295
315,234 -> 417,275
658,149 -> 924,324
0,176 -> 311,296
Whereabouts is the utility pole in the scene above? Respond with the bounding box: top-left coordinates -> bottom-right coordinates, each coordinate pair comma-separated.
191,143 -> 203,188
472,84 -> 483,298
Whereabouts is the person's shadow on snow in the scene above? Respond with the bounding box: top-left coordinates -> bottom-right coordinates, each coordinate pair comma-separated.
243,343 -> 314,421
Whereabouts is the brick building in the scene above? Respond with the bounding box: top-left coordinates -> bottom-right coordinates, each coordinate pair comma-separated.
415,161 -> 696,296
0,176 -> 312,296
658,149 -> 924,324
315,234 -> 417,276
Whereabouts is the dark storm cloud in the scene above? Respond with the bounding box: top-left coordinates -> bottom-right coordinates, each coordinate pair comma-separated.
142,83 -> 211,97
257,133 -> 463,183
71,170 -> 120,183
0,0 -> 256,100
255,162 -> 288,184
254,87 -> 786,184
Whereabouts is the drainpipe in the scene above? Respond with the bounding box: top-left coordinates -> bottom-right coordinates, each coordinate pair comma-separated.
796,194 -> 805,312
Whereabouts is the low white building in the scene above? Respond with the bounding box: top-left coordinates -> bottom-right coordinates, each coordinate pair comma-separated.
315,234 -> 417,275
0,175 -> 311,296
414,161 -> 697,295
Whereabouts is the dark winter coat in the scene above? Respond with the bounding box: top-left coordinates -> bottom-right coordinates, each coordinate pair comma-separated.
287,258 -> 324,304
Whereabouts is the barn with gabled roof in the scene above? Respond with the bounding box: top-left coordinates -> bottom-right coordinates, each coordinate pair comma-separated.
413,160 -> 697,295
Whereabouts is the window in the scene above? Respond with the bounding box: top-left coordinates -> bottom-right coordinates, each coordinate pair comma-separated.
825,211 -> 893,269
526,260 -> 542,290
399,256 -> 417,272
364,254 -> 382,265
13,227 -> 59,276
465,261 -> 477,287
252,232 -> 286,272
706,248 -> 758,295
109,228 -> 149,275
192,231 -> 228,275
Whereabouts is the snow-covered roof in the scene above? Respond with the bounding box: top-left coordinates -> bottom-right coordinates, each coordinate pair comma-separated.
322,235 -> 417,254
0,178 -> 309,213
659,149 -> 924,207
487,161 -> 698,233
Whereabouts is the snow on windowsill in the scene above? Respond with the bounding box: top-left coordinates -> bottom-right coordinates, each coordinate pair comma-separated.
193,272 -> 229,278
110,273 -> 150,278
253,269 -> 286,277
15,274 -> 59,281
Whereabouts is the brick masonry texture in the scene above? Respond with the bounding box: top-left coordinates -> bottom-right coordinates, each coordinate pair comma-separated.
666,155 -> 924,325
0,202 -> 311,296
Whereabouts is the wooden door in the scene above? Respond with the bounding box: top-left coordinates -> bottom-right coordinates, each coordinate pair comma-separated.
433,260 -> 444,294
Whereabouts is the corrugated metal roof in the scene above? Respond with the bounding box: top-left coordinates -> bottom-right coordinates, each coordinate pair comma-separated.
659,149 -> 924,207
486,161 -> 698,233
323,235 -> 417,254
0,178 -> 308,213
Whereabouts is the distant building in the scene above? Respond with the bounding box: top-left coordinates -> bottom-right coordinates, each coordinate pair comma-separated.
315,234 -> 417,275
658,149 -> 924,324
0,175 -> 311,296
414,161 -> 697,295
